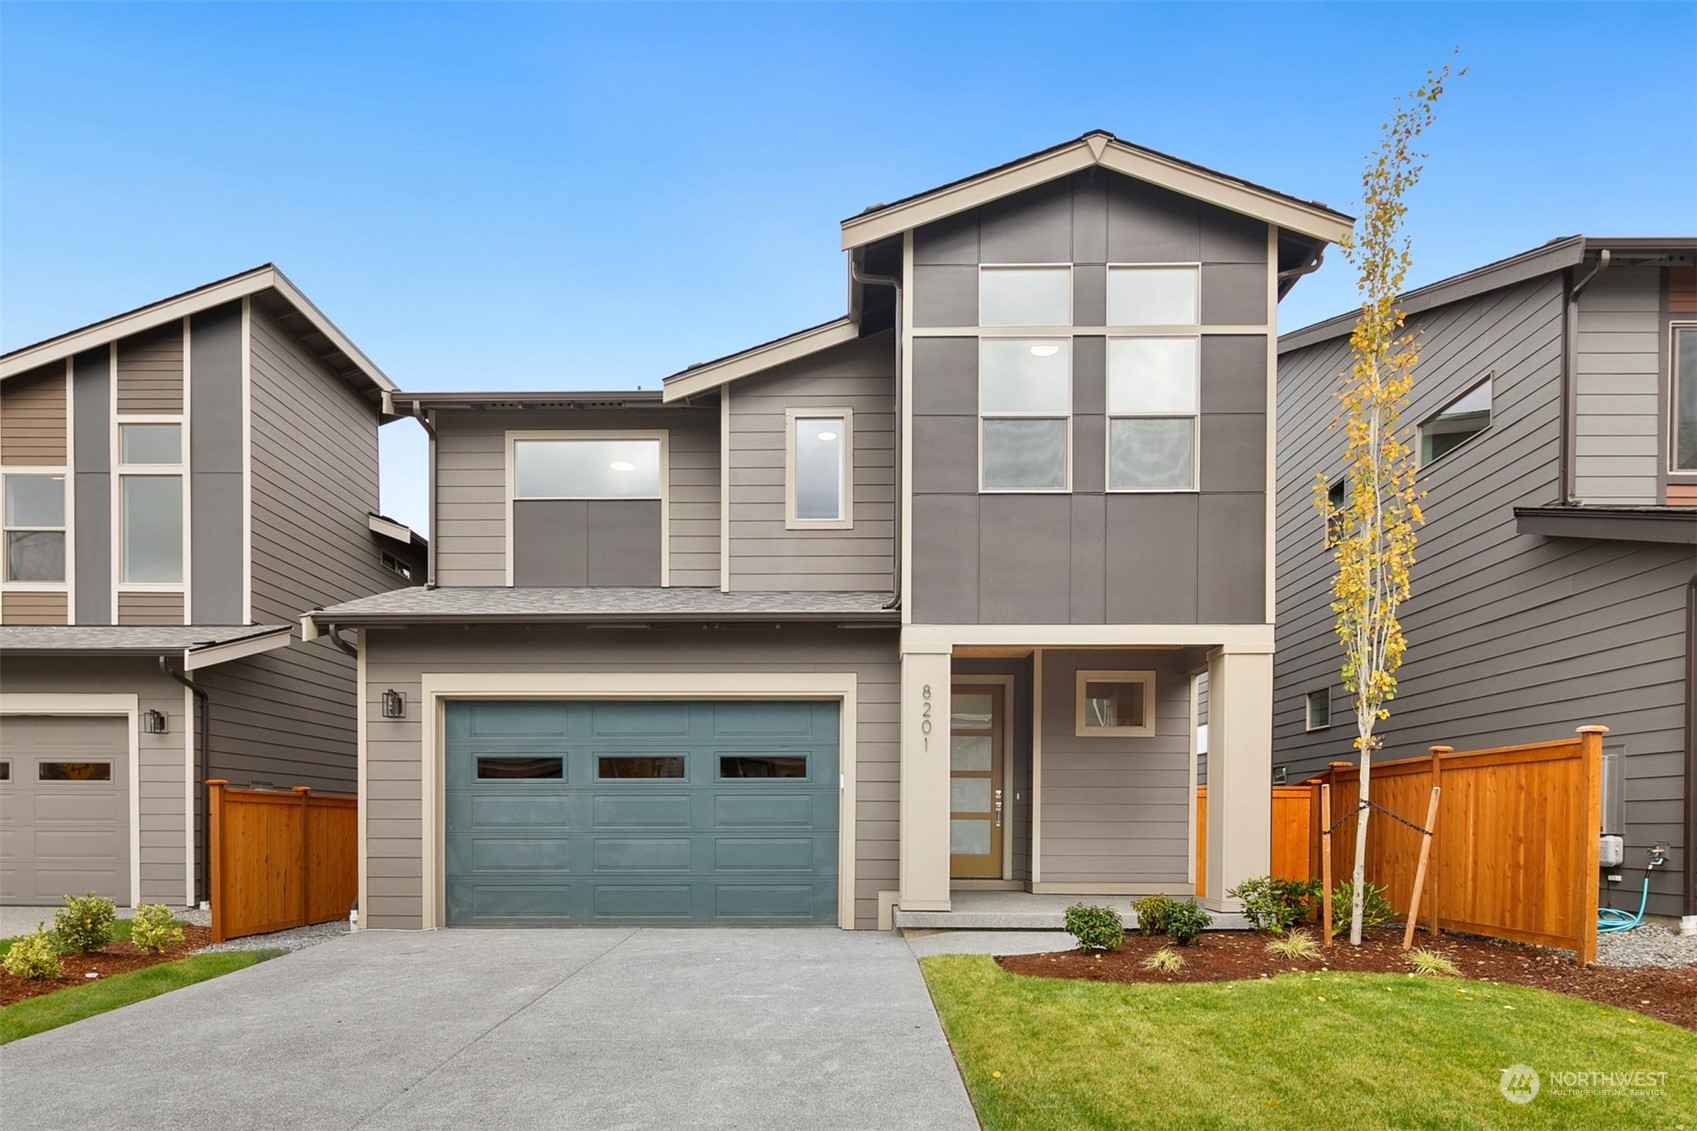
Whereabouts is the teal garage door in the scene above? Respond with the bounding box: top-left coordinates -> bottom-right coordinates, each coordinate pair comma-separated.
444,700 -> 839,926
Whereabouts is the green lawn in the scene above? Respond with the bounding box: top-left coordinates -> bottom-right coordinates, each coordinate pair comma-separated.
2,950 -> 283,1044
921,955 -> 1697,1131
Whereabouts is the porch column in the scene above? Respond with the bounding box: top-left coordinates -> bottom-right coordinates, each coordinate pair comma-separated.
1203,646 -> 1273,912
899,646 -> 952,911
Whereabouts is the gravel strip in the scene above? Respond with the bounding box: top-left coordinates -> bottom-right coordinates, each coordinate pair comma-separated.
193,919 -> 351,954
1595,923 -> 1697,968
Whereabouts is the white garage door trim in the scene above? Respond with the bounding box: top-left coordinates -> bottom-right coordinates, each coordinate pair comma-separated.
418,672 -> 859,930
0,693 -> 141,906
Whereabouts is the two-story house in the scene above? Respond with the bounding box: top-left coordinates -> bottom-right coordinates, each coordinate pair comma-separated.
1273,237 -> 1697,932
305,132 -> 1352,930
0,266 -> 424,909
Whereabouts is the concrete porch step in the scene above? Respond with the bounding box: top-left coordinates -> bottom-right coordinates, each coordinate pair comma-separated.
893,891 -> 1251,932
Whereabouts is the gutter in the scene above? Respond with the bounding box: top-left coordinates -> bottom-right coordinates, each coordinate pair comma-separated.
1564,250 -> 1611,503
850,254 -> 903,611
411,399 -> 439,589
304,610 -> 901,630
159,657 -> 211,907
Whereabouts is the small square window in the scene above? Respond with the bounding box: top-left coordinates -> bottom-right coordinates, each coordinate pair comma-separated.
1075,670 -> 1156,737
119,423 -> 182,465
1305,689 -> 1331,731
1419,378 -> 1492,466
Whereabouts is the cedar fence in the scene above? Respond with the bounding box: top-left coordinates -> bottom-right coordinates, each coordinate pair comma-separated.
1194,784 -> 1318,899
206,780 -> 358,944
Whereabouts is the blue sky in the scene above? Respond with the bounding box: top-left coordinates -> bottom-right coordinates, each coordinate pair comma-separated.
4,2 -> 1693,532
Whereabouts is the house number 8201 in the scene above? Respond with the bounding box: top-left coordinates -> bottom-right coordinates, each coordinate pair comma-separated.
921,684 -> 932,750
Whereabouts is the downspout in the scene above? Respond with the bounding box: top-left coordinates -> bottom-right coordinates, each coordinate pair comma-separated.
1275,246 -> 1325,296
1565,250 -> 1612,504
326,622 -> 359,659
851,255 -> 902,610
160,657 -> 211,907
1684,571 -> 1697,933
411,399 -> 439,589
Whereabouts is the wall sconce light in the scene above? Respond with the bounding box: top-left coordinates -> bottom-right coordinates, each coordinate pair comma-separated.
142,709 -> 168,735
381,689 -> 406,719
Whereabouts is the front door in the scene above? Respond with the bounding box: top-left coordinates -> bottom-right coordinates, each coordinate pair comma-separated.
949,683 -> 1004,878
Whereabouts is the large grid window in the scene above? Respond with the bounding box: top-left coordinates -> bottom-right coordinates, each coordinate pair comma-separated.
1106,337 -> 1199,490
1674,325 -> 1697,472
979,338 -> 1070,491
118,422 -> 183,585
3,474 -> 65,582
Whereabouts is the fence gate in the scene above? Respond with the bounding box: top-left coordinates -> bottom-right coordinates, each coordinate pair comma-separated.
206,780 -> 357,943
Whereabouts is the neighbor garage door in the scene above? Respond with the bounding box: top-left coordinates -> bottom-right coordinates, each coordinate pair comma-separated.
0,715 -> 130,905
444,699 -> 839,925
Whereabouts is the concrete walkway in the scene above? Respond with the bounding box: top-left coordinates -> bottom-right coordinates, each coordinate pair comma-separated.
0,928 -> 978,1131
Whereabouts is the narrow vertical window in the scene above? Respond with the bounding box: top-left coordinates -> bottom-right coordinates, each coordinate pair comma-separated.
1673,325 -> 1697,471
117,422 -> 183,585
787,411 -> 852,527
3,475 -> 65,582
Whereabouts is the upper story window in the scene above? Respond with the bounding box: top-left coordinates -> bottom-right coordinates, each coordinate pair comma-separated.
1419,378 -> 1492,466
979,266 -> 1070,327
1106,336 -> 1198,491
513,437 -> 662,499
979,338 -> 1071,491
117,421 -> 183,585
787,410 -> 853,528
3,474 -> 65,583
1108,265 -> 1199,326
1673,324 -> 1697,472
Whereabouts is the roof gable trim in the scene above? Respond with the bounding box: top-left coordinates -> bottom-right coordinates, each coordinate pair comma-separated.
662,317 -> 858,402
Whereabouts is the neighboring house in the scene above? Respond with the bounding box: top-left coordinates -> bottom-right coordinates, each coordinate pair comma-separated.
305,131 -> 1353,930
1273,237 -> 1697,926
0,266 -> 424,908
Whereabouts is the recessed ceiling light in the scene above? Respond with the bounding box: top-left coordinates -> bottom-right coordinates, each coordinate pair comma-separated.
1029,344 -> 1060,357
609,461 -> 635,471
815,431 -> 838,442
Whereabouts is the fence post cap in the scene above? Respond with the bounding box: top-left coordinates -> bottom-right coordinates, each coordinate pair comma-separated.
1576,725 -> 1610,735
291,785 -> 312,794
206,778 -> 229,786
1327,761 -> 1353,769
1428,746 -> 1454,754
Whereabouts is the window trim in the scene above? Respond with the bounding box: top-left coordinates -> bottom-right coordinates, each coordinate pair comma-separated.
114,414 -> 186,592
1104,333 -> 1201,493
1105,262 -> 1202,329
1417,375 -> 1493,469
977,334 -> 1073,494
977,263 -> 1074,328
1322,478 -> 1345,548
503,429 -> 671,587
784,408 -> 854,530
1,468 -> 69,591
1668,321 -> 1697,476
1305,688 -> 1332,732
1074,669 -> 1157,738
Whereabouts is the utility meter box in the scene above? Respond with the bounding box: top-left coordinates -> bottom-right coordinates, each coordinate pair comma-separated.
1599,834 -> 1624,868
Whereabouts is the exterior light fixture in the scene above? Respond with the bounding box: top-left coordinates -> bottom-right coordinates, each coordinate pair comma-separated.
381,689 -> 406,719
1029,344 -> 1060,358
815,431 -> 838,442
142,709 -> 168,734
609,461 -> 636,472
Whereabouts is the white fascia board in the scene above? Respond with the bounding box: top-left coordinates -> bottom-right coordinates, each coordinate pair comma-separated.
662,319 -> 858,402
182,626 -> 295,671
368,514 -> 416,545
267,267 -> 397,393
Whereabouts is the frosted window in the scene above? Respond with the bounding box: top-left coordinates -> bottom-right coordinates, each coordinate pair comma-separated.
793,417 -> 845,521
980,267 -> 1071,327
1107,338 -> 1199,414
982,419 -> 1066,490
951,778 -> 992,812
514,439 -> 660,498
1109,418 -> 1195,491
121,476 -> 183,583
951,818 -> 991,855
951,736 -> 992,772
119,424 -> 181,465
979,339 -> 1070,413
1108,266 -> 1199,325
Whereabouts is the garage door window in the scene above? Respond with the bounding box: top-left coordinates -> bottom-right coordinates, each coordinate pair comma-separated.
719,754 -> 808,779
597,755 -> 685,779
0,760 -> 9,781
476,756 -> 563,780
38,761 -> 113,781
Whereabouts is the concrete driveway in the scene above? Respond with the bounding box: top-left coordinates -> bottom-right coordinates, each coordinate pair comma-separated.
0,928 -> 978,1130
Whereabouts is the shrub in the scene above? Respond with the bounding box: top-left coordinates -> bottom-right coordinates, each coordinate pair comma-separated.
2,926 -> 63,980
1062,903 -> 1125,952
129,904 -> 185,955
53,892 -> 116,953
1164,900 -> 1212,946
1332,880 -> 1395,931
1265,928 -> 1321,961
1130,893 -> 1178,937
1228,876 -> 1323,933
1142,946 -> 1185,973
1406,948 -> 1460,977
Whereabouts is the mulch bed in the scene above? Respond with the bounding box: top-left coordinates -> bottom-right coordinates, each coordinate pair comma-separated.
1,926 -> 213,1005
997,926 -> 1697,1032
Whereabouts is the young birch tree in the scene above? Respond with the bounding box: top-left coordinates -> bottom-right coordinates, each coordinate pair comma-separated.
1316,58 -> 1461,945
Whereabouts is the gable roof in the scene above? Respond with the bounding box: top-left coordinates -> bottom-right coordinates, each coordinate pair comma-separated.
841,130 -> 1354,250
662,317 -> 858,402
0,264 -> 396,397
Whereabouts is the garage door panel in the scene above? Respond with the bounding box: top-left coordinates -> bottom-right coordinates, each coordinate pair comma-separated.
445,699 -> 838,926
1,716 -> 130,905
32,791 -> 124,823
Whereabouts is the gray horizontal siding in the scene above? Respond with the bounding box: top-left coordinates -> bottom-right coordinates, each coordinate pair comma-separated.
362,626 -> 898,929
115,322 -> 185,415
433,408 -> 720,588
1275,272 -> 1689,917
1575,267 -> 1663,504
727,331 -> 896,592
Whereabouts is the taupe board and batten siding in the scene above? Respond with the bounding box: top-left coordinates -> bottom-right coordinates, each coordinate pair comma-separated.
1037,649 -> 1197,886
726,331 -> 896,591
1,592 -> 68,624
1574,267 -> 1663,505
906,169 -> 1270,626
115,322 -> 185,415
360,626 -> 899,930
432,407 -> 720,587
0,656 -> 190,905
1273,272 -> 1690,918
0,362 -> 68,465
